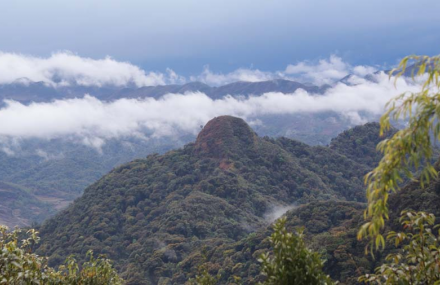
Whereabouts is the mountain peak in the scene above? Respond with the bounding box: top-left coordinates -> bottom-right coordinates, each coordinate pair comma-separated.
194,116 -> 257,158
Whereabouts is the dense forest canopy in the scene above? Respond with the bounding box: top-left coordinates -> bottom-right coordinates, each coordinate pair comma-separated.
31,116 -> 394,284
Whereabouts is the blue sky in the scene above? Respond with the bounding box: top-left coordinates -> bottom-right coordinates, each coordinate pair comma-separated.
1,0 -> 439,75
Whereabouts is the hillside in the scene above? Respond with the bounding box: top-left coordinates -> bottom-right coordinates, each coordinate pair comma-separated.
329,122 -> 395,168
190,200 -> 368,284
0,79 -> 361,228
0,181 -> 53,227
0,137 -> 183,227
36,116 -> 389,284
0,114 -> 365,228
192,171 -> 440,285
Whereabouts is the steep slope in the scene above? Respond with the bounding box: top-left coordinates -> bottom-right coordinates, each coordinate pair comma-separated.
0,79 -> 357,227
0,137 -> 182,227
189,200 -> 368,284
0,181 -> 53,227
201,144 -> 440,284
329,122 -> 397,167
36,116 -> 380,284
0,114 -> 368,228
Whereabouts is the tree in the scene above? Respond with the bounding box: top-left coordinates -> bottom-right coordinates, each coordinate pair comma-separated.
191,269 -> 220,285
0,225 -> 123,284
258,217 -> 334,285
357,55 -> 440,252
359,211 -> 440,284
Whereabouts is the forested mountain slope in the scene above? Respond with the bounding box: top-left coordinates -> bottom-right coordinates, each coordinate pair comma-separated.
36,116 -> 390,284
0,181 -> 53,227
0,137 -> 183,227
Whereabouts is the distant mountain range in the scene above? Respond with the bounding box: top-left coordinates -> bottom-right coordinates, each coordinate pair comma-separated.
0,76 -> 383,228
0,79 -> 330,104
1,64 -> 434,283
1,63 -> 426,105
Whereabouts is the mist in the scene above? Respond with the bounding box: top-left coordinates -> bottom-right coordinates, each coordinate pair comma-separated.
0,52 -> 379,87
0,71 -> 421,150
264,204 -> 297,223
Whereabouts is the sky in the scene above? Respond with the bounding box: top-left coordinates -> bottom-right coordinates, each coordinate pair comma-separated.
1,0 -> 439,75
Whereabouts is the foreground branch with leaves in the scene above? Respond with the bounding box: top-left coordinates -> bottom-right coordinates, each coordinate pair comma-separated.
358,55 -> 440,252
0,226 -> 123,284
360,211 -> 440,284
258,217 -> 334,285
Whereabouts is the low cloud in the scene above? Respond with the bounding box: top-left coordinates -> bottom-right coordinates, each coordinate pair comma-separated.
189,56 -> 378,86
35,149 -> 65,161
0,52 -> 379,88
0,72 -> 421,151
190,66 -> 275,86
284,55 -> 377,85
264,204 -> 297,223
0,51 -> 169,87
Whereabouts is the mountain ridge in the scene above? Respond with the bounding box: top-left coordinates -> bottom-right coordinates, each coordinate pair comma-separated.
0,79 -> 325,105
35,116 -> 389,284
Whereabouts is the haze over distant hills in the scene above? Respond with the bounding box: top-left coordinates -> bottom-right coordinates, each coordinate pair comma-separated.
0,65 -> 418,228
0,78 -> 328,104
0,78 -> 348,228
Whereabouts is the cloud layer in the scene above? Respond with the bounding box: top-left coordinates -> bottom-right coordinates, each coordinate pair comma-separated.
0,52 -> 169,87
0,52 -> 378,87
0,72 -> 420,150
284,55 -> 377,85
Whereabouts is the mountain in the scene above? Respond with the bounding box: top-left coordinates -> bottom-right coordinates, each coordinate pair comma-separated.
0,137 -> 188,228
197,173 -> 440,285
329,122 -> 396,168
195,200 -> 368,284
206,80 -> 328,99
0,75 -> 367,228
0,181 -> 53,227
35,116 -> 389,284
0,113 -> 362,228
0,79 -> 325,104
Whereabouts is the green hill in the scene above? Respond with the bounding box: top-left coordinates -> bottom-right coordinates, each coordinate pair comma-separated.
0,137 -> 184,227
35,116 -> 391,284
0,181 -> 53,227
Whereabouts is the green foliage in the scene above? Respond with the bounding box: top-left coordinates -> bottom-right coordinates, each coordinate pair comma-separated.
0,137 -> 179,228
0,225 -> 122,284
360,211 -> 440,284
258,217 -> 334,285
35,117 -> 381,284
189,201 -> 369,284
190,268 -> 221,285
358,55 -> 440,252
329,123 -> 397,168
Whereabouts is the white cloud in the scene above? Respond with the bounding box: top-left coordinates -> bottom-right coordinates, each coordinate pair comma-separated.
0,51 -> 169,87
189,55 -> 379,86
0,52 -> 379,88
166,68 -> 186,85
264,204 -> 297,223
284,55 -> 378,85
190,66 -> 275,86
0,72 -> 420,151
35,149 -> 64,161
